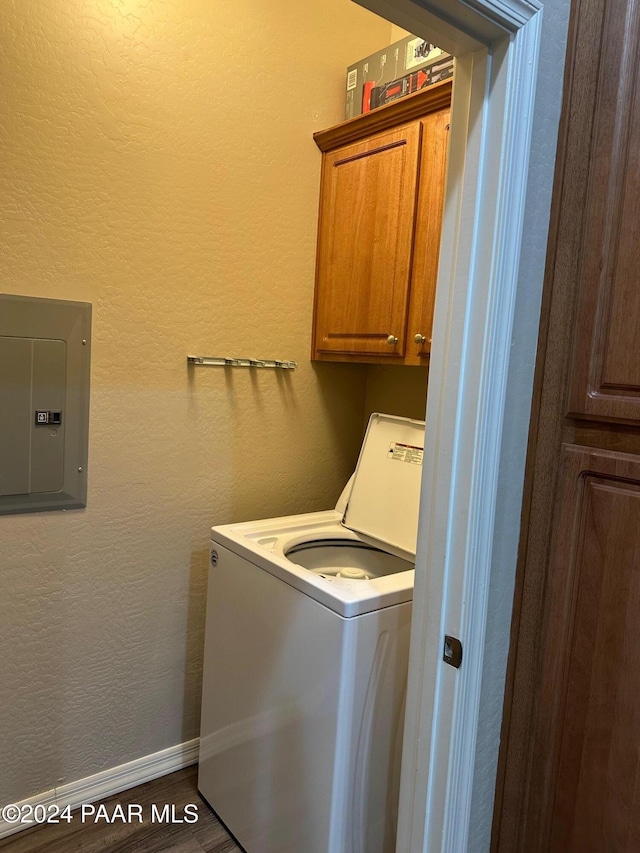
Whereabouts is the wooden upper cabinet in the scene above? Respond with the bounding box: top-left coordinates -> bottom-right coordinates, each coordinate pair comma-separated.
311,83 -> 451,365
567,5 -> 640,422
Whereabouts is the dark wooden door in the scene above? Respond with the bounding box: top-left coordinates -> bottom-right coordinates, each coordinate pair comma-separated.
493,0 -> 640,849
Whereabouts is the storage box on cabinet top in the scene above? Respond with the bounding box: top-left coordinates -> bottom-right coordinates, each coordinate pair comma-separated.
345,35 -> 452,120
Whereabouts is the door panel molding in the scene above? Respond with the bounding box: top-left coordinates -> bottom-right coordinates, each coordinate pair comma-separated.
567,0 -> 640,422
527,445 -> 640,850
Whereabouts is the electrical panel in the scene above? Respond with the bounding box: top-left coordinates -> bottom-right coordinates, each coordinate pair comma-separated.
0,294 -> 91,515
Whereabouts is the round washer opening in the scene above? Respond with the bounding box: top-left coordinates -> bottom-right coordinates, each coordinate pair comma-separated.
285,538 -> 413,579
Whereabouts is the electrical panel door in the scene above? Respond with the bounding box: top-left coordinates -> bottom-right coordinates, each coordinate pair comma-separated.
0,295 -> 91,514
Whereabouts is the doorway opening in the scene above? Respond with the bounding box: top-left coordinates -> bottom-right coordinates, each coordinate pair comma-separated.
349,1 -> 567,850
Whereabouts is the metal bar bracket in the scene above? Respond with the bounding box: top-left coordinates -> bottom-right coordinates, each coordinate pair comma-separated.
187,356 -> 297,370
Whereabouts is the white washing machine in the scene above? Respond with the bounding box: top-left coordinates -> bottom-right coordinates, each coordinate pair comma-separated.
198,413 -> 424,853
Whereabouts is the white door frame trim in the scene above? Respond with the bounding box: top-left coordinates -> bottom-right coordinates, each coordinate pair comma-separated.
354,1 -> 544,849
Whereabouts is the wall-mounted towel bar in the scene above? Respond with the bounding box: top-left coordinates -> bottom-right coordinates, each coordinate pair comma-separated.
187,356 -> 297,370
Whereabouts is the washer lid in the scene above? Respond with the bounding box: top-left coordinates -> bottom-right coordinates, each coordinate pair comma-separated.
342,413 -> 425,560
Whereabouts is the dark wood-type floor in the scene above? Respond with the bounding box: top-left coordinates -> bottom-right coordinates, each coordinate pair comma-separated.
0,766 -> 243,853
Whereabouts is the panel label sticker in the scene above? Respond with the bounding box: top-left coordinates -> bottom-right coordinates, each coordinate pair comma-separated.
387,442 -> 424,465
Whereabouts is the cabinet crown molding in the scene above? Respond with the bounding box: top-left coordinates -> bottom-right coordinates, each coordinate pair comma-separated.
313,80 -> 453,153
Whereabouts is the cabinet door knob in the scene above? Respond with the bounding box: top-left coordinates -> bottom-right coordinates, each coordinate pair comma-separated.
414,334 -> 432,346
387,335 -> 398,345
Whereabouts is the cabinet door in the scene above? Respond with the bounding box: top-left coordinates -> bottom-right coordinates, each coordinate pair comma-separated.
406,107 -> 450,364
312,123 -> 421,359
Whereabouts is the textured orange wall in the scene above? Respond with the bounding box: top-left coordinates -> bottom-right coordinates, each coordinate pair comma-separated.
0,0 -> 391,803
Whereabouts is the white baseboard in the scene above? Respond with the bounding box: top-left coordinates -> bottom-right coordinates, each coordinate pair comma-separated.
0,738 -> 199,840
